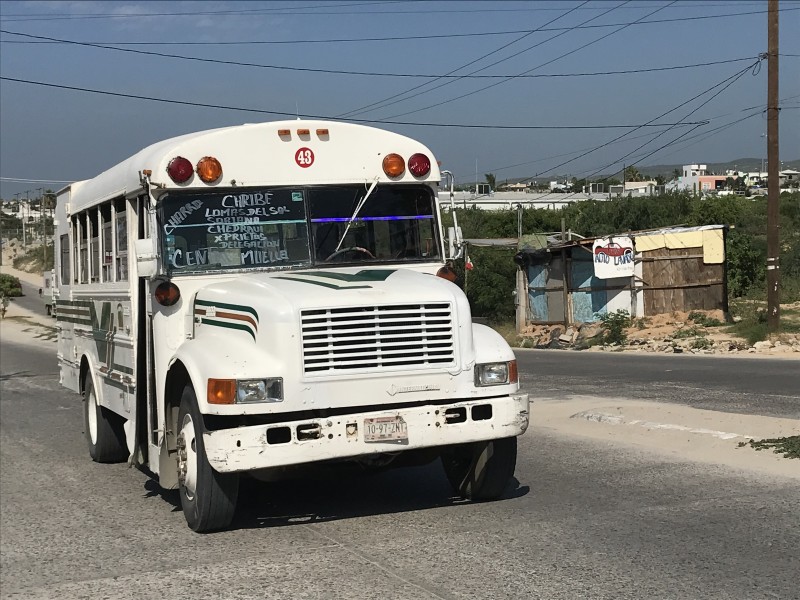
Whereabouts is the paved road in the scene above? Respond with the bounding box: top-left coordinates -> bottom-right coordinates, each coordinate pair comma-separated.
4,275 -> 49,316
517,349 -> 800,419
1,334 -> 799,599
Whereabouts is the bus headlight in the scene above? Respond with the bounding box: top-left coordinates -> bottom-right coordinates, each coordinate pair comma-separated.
237,378 -> 283,403
474,360 -> 518,386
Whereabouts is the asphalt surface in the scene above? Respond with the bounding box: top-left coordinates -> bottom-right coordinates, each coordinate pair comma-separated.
1,332 -> 799,599
4,275 -> 49,316
517,349 -> 800,419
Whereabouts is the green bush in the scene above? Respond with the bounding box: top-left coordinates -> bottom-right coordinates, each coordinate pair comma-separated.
441,191 -> 800,319
0,274 -> 23,297
598,310 -> 632,345
688,311 -> 723,327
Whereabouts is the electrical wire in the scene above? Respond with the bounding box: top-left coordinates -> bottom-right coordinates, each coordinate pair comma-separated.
515,61 -> 760,186
511,60 -> 760,204
487,94 -> 799,175
0,76 -> 709,130
2,4 -> 797,22
337,0 -> 603,119
381,1 -> 675,121
0,30 -> 762,80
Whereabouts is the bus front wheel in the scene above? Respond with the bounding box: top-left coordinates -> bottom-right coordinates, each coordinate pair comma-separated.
84,375 -> 128,463
440,437 -> 517,501
177,385 -> 239,532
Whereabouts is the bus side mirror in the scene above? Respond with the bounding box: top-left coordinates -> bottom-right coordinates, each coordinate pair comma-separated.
447,226 -> 463,260
135,238 -> 159,278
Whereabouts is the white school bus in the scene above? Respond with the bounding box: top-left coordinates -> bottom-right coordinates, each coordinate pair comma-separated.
54,120 -> 529,532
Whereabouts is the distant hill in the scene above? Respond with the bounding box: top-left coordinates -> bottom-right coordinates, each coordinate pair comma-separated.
494,158 -> 800,186
635,158 -> 800,178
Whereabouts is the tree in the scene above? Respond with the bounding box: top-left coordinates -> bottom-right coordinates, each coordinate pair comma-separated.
655,175 -> 666,186
672,168 -> 681,181
624,165 -> 643,182
484,173 -> 497,191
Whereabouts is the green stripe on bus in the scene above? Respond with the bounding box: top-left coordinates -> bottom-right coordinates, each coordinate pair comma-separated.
273,276 -> 371,291
200,318 -> 256,341
57,316 -> 92,325
195,300 -> 259,322
299,269 -> 396,282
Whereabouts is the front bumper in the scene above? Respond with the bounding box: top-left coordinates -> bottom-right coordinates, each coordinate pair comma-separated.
203,394 -> 530,473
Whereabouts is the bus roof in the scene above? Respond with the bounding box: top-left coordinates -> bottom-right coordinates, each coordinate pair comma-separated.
63,120 -> 441,214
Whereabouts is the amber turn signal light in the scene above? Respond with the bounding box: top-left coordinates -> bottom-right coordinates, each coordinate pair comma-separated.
382,153 -> 405,178
196,156 -> 222,183
208,379 -> 236,405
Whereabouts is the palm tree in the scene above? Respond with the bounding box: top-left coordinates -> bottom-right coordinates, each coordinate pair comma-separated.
624,165 -> 643,182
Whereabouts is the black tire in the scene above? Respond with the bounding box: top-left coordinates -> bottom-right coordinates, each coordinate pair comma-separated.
177,385 -> 239,533
83,375 -> 128,463
441,437 -> 517,501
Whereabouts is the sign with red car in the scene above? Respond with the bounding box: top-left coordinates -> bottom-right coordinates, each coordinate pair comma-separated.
592,236 -> 635,279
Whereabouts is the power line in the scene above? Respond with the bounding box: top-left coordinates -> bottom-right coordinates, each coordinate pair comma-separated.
516,60 -> 760,192
381,1 -> 675,121
0,76 -> 709,130
338,0 -> 603,119
0,177 -> 74,184
487,95 -> 800,176
2,3 -> 797,22
0,29 -> 762,80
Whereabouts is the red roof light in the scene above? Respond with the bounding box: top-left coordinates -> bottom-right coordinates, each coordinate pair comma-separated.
408,153 -> 431,177
167,156 -> 193,184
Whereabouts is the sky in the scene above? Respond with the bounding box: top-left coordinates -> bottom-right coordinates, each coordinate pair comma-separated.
0,0 -> 798,200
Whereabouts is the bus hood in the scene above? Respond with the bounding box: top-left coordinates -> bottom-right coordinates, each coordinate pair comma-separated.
191,267 -> 473,349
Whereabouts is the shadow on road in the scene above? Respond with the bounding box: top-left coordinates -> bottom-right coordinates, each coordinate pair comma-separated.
142,463 -> 529,530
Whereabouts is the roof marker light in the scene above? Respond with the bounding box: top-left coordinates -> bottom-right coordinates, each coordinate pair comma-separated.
382,153 -> 405,178
196,156 -> 222,183
297,128 -> 310,135
408,153 -> 431,177
278,129 -> 291,137
316,128 -> 329,136
166,156 -> 193,184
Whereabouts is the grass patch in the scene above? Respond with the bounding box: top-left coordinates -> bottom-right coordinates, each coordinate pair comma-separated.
672,326 -> 703,339
691,337 -> 712,350
737,436 -> 800,459
688,311 -> 723,327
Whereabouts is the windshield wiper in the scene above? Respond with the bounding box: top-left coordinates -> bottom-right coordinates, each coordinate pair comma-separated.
332,177 -> 379,254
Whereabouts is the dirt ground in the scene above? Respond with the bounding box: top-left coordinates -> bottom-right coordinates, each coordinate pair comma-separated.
518,306 -> 800,358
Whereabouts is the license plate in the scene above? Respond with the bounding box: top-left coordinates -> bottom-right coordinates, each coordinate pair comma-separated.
364,416 -> 408,443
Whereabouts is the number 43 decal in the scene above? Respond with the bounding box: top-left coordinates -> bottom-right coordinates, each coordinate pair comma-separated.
295,147 -> 314,168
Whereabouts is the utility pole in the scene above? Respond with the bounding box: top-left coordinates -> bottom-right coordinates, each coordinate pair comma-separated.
23,191 -> 29,246
766,0 -> 780,332
37,188 -> 47,269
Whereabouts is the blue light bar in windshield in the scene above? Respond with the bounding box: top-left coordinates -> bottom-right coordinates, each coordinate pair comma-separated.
311,215 -> 434,223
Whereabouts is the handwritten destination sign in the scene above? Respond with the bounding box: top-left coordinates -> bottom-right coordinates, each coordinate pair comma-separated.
161,190 -> 307,269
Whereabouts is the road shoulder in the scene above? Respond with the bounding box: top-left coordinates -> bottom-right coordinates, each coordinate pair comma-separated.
533,396 -> 800,480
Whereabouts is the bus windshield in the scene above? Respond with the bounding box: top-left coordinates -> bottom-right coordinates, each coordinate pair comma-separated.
158,184 -> 439,274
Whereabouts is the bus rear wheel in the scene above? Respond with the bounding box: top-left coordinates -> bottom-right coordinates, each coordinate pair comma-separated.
177,385 -> 239,533
441,437 -> 517,501
84,375 -> 128,463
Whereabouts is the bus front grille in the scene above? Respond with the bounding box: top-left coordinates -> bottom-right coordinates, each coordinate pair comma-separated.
301,303 -> 455,374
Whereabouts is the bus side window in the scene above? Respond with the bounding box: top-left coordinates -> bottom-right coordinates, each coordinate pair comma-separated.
79,213 -> 89,284
71,216 -> 79,284
90,208 -> 100,282
115,198 -> 128,282
101,203 -> 113,282
60,234 -> 70,285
